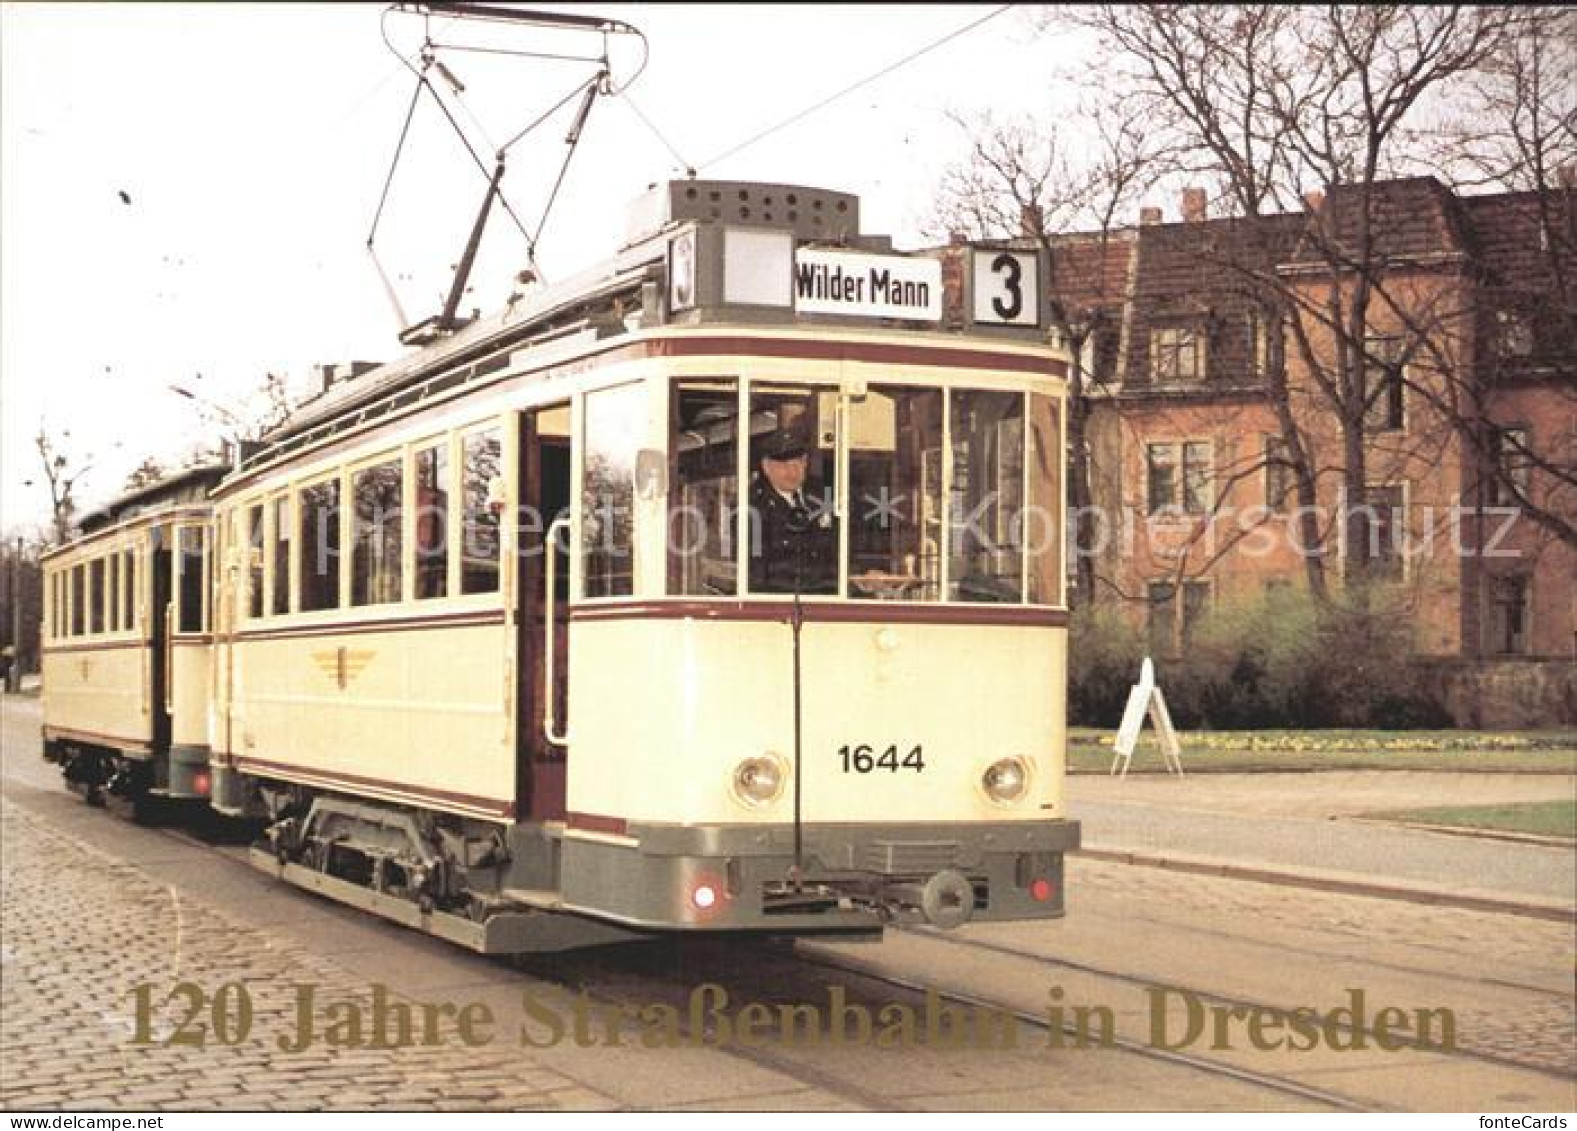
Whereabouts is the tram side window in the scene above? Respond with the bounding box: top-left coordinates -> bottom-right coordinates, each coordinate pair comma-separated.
108,553 -> 120,633
583,385 -> 642,598
298,479 -> 342,612
949,390 -> 1026,603
352,458 -> 403,606
460,429 -> 502,595
247,505 -> 265,619
89,558 -> 105,634
848,386 -> 942,602
669,379 -> 738,596
1027,396 -> 1063,605
271,496 -> 291,615
123,549 -> 137,631
70,564 -> 85,636
178,526 -> 206,632
414,443 -> 449,600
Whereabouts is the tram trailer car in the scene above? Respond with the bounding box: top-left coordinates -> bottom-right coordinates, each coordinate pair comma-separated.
41,466 -> 227,815
52,181 -> 1082,952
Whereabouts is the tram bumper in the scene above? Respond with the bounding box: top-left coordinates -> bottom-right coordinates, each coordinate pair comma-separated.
555,819 -> 1081,933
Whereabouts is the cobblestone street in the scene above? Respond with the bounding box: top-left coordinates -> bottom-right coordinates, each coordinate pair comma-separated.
0,800 -> 621,1111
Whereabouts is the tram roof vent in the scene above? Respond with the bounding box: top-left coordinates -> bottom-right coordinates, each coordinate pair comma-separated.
625,180 -> 860,246
314,360 -> 382,392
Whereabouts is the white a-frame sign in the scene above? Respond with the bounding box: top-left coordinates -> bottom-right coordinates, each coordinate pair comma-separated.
1110,657 -> 1184,777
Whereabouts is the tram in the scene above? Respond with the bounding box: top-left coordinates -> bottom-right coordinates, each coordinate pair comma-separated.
40,465 -> 227,814
43,179 -> 1080,952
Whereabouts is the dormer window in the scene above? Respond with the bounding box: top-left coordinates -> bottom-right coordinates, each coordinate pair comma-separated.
1495,310 -> 1534,358
1151,324 -> 1203,381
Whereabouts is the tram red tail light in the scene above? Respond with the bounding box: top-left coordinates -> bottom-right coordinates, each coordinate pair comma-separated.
191,770 -> 211,797
1029,878 -> 1054,903
691,884 -> 717,910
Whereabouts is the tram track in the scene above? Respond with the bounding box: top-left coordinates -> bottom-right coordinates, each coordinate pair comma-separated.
883,924 -> 1577,1083
5,740 -> 1569,1112
511,934 -> 1358,1112
0,780 -> 1357,1110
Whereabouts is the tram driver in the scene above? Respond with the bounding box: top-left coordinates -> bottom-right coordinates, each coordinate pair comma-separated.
748,426 -> 837,595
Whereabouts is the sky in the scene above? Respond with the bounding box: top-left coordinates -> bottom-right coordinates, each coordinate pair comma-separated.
1,3 -> 1088,532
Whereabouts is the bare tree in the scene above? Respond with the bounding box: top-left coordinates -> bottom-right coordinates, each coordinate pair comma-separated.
1062,5 -> 1520,607
32,427 -> 92,545
929,99 -> 1159,601
123,456 -> 168,492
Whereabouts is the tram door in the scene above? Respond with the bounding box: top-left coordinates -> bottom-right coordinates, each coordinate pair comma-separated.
516,402 -> 572,821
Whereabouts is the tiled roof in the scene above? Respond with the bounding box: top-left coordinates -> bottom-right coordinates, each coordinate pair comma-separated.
1461,189 -> 1577,378
1046,179 -> 1572,391
1289,177 -> 1470,266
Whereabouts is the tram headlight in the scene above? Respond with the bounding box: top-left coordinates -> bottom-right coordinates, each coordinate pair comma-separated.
981,756 -> 1031,805
731,754 -> 787,807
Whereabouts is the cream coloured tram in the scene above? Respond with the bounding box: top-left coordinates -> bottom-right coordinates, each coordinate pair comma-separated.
58,180 -> 1081,951
41,466 -> 227,813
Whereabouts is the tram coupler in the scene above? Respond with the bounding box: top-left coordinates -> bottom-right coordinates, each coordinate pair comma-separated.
879,869 -> 976,929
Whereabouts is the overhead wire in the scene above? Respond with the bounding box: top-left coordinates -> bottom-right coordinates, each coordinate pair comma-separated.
695,4 -> 1012,173
619,91 -> 696,177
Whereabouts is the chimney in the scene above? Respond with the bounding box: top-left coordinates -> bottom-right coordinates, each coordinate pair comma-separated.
949,230 -> 969,246
1020,203 -> 1044,239
1181,186 -> 1207,223
1139,206 -> 1163,226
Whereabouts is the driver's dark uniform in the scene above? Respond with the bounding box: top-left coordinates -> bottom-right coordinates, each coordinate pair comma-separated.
748,474 -> 837,594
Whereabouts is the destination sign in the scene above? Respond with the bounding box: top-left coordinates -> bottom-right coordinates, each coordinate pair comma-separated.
794,249 -> 942,321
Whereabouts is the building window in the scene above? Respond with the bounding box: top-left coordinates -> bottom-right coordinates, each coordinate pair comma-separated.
1264,435 -> 1292,511
1147,441 -> 1211,514
1488,426 -> 1530,507
1362,335 -> 1404,432
1182,442 -> 1211,513
1358,484 -> 1405,580
1485,575 -> 1529,656
1495,310 -> 1534,358
1147,578 -> 1211,656
1146,444 -> 1176,515
1246,310 -> 1272,377
298,477 -> 342,612
1152,325 -> 1202,381
351,457 -> 403,607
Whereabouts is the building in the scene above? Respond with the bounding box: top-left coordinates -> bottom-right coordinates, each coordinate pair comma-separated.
1039,178 -> 1574,726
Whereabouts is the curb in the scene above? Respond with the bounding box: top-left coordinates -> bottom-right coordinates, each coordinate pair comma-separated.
1338,815 -> 1575,848
1075,844 -> 1577,924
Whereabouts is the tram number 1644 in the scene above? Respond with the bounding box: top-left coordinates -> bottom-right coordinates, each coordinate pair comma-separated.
838,744 -> 925,774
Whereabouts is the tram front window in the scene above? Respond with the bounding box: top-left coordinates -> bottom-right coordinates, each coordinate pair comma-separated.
848,386 -> 942,601
669,379 -> 738,596
950,390 -> 1025,603
746,385 -> 838,596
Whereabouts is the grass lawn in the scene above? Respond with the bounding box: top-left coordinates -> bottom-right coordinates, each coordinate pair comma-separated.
1359,800 -> 1576,840
1069,727 -> 1577,774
